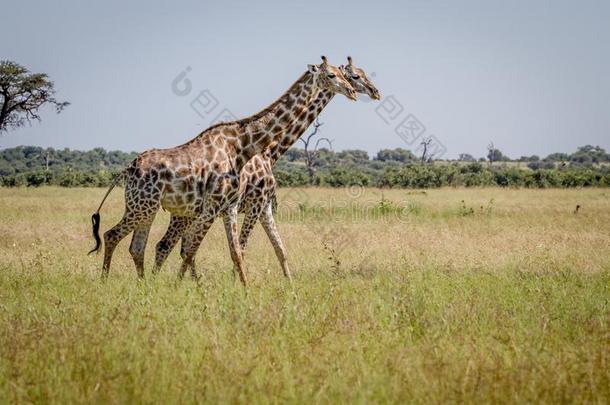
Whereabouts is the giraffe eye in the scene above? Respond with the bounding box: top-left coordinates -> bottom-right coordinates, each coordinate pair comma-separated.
327,73 -> 336,79
351,74 -> 360,80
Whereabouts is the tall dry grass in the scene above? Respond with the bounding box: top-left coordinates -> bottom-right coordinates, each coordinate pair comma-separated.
0,187 -> 608,403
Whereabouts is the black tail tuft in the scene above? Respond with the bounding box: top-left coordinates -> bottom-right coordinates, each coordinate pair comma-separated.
88,212 -> 101,255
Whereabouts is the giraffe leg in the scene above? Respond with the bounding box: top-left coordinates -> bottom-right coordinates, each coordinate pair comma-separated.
179,218 -> 214,280
100,167 -> 162,279
102,214 -> 137,279
236,206 -> 262,271
223,206 -> 248,285
260,200 -> 291,281
129,216 -> 155,279
153,215 -> 192,274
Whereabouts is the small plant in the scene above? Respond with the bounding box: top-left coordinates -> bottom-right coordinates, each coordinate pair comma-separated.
378,197 -> 395,214
480,198 -> 495,215
377,196 -> 402,216
459,200 -> 475,216
322,241 -> 342,276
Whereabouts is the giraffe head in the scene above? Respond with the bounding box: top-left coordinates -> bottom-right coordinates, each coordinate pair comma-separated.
340,56 -> 381,100
308,56 -> 357,101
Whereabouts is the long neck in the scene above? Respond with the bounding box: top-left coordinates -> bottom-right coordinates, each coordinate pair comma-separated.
265,89 -> 334,165
231,72 -> 319,171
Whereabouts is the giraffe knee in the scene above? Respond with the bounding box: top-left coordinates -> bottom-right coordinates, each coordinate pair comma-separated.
180,236 -> 199,260
129,238 -> 145,259
104,229 -> 119,245
129,243 -> 139,258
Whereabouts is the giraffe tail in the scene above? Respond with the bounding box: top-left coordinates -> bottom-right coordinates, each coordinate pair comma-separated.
88,212 -> 102,255
88,171 -> 125,255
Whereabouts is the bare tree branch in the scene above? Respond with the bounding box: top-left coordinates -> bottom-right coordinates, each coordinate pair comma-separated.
300,118 -> 331,185
313,137 -> 333,153
420,137 -> 433,163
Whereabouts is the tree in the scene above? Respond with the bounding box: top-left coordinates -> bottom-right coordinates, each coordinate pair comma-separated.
282,148 -> 305,162
458,153 -> 475,162
419,137 -> 434,163
486,143 -> 509,165
376,148 -> 415,162
35,149 -> 53,171
544,152 -> 569,162
570,145 -> 609,164
299,118 -> 332,185
0,61 -> 69,133
518,155 -> 540,162
336,149 -> 369,164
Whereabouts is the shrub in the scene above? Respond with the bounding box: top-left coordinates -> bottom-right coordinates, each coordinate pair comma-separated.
273,169 -> 309,187
322,168 -> 371,187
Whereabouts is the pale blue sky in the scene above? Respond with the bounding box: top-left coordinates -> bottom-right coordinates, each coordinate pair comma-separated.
2,0 -> 609,159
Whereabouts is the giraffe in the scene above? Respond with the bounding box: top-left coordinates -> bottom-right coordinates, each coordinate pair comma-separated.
153,57 -> 380,281
88,57 -> 357,285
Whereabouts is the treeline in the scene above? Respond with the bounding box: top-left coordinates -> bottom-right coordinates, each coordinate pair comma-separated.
273,144 -> 609,188
0,146 -> 138,176
274,163 -> 609,188
1,145 -> 609,188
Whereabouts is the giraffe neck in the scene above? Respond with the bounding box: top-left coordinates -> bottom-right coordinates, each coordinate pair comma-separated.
227,71 -> 319,171
265,89 -> 334,165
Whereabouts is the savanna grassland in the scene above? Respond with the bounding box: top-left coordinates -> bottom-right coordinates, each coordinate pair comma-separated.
0,187 -> 608,404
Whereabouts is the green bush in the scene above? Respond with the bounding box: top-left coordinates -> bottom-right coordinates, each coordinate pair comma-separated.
322,168 -> 371,187
273,168 -> 309,187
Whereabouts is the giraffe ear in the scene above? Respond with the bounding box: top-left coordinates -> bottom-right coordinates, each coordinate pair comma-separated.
307,64 -> 319,73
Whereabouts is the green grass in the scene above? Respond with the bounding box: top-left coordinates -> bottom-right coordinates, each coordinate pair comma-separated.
0,187 -> 609,403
